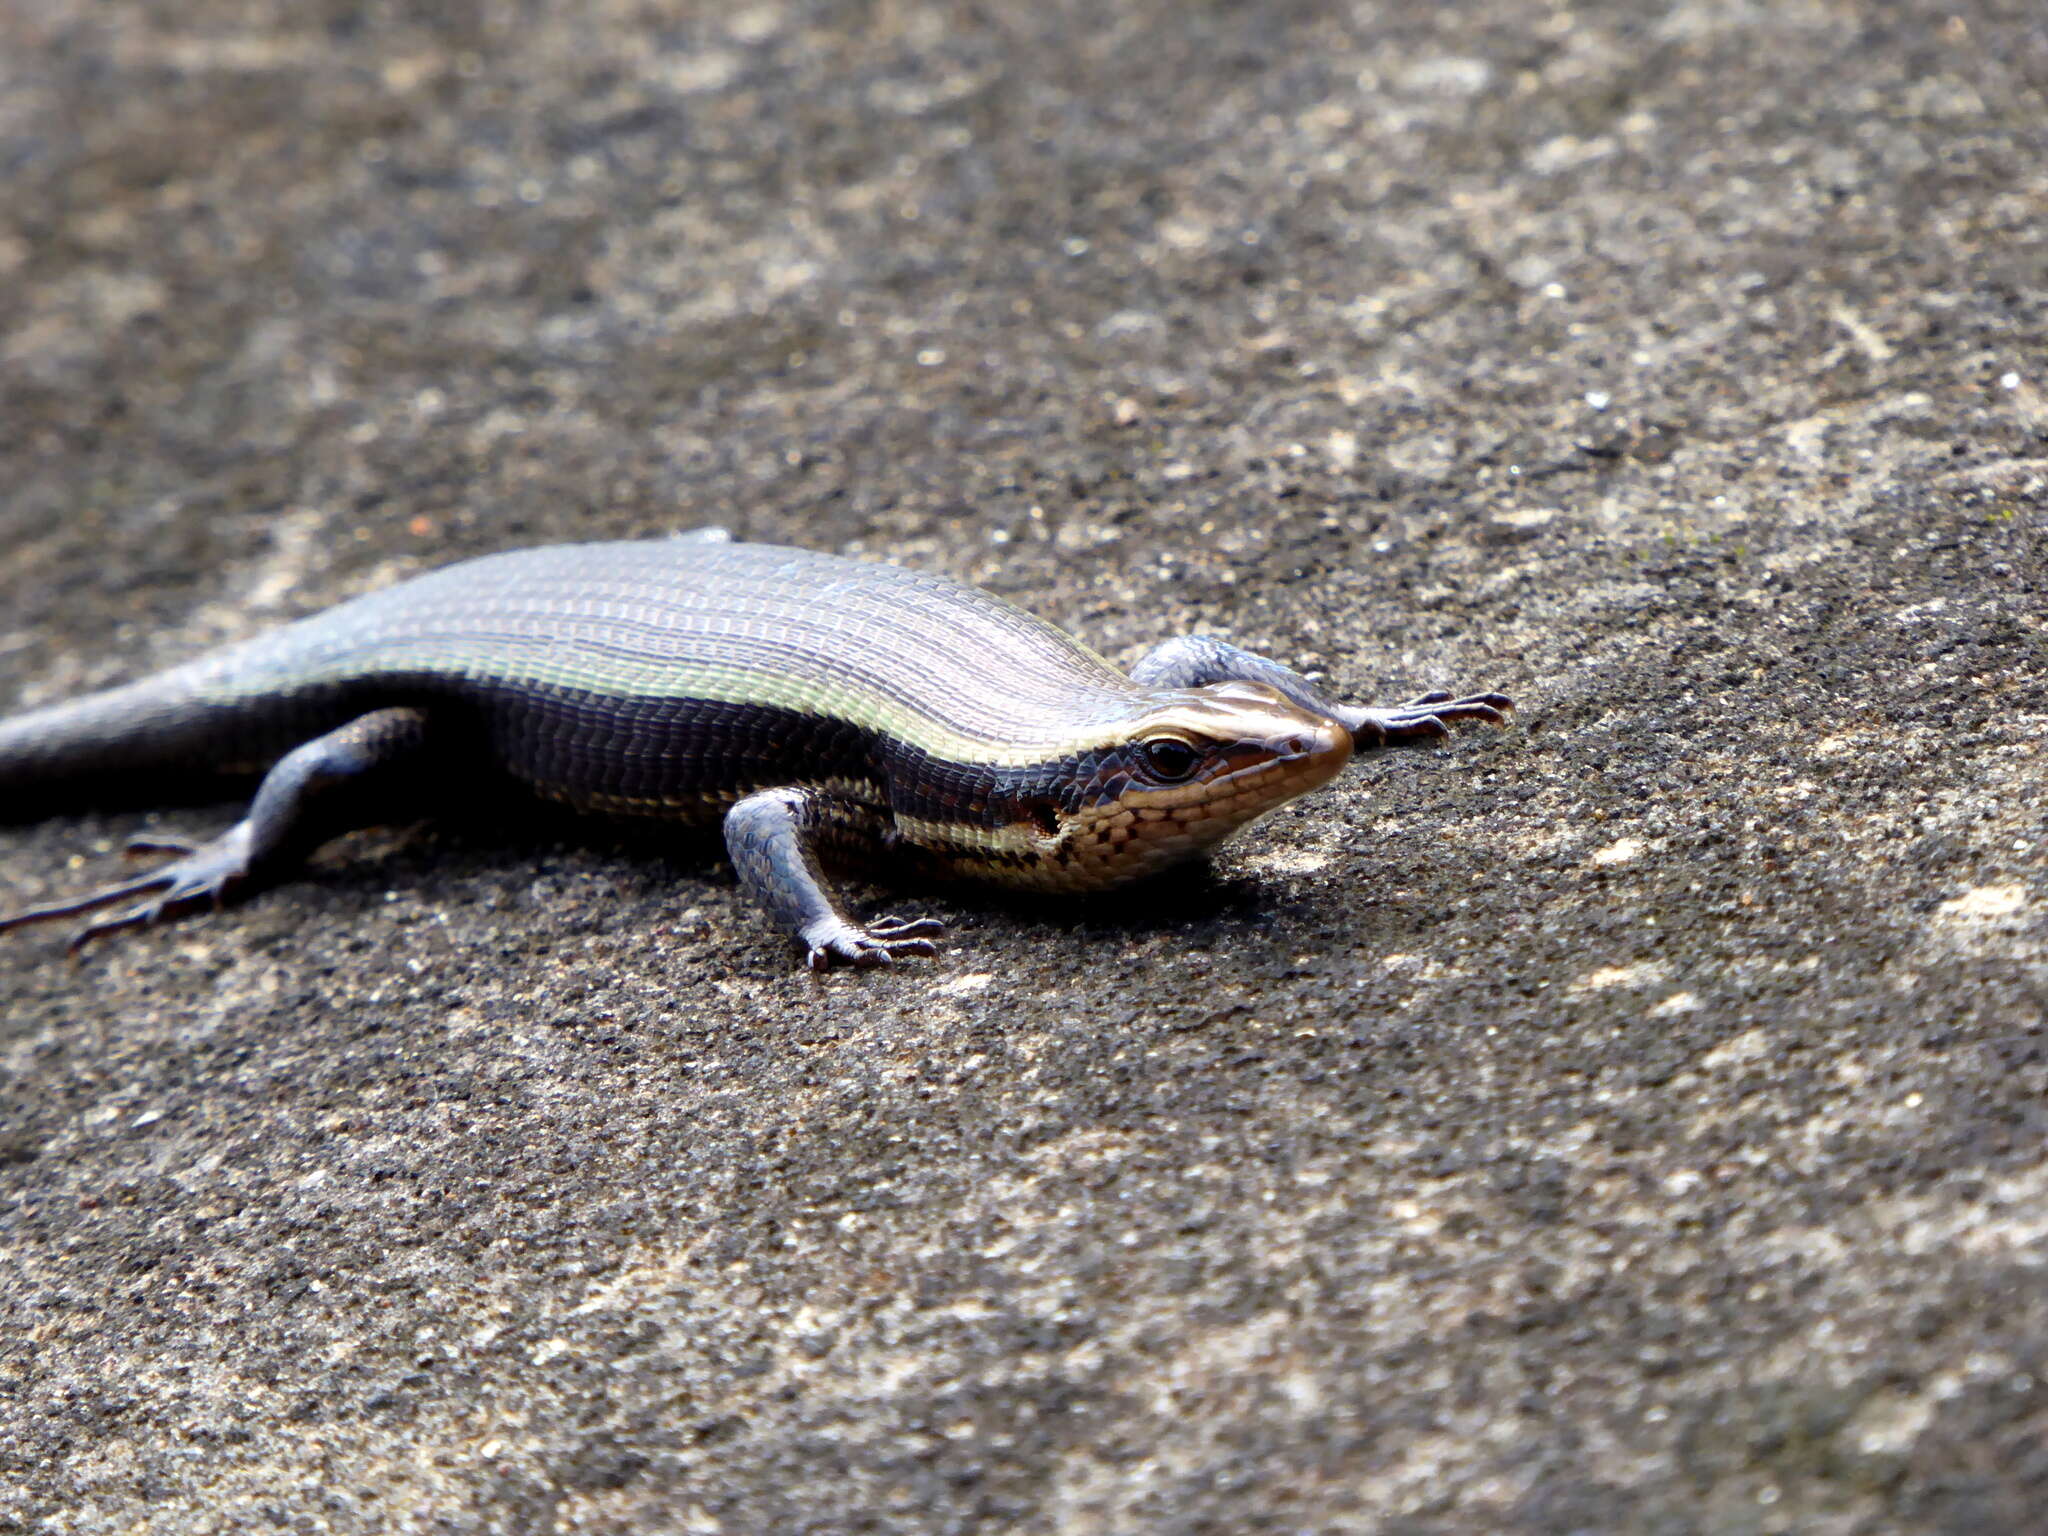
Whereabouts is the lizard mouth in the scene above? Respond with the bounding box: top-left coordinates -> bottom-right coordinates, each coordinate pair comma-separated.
1209,716 -> 1352,795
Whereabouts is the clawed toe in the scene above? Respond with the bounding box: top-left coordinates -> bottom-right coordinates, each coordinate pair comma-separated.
803,914 -> 947,970
1397,714 -> 1454,740
68,897 -> 176,954
1342,689 -> 1515,748
0,871 -> 168,940
125,833 -> 200,857
1433,691 -> 1515,725
1429,700 -> 1511,729
866,915 -> 947,941
0,829 -> 253,951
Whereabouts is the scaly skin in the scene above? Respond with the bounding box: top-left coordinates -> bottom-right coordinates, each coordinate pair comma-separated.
0,532 -> 1512,968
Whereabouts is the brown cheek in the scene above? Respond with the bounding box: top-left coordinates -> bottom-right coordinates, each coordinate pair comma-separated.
985,755 -> 1343,893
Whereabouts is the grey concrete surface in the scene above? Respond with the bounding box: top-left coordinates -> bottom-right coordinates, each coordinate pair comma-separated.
2,1 -> 2044,1531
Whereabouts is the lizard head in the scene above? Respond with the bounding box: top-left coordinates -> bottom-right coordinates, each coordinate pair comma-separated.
965,680 -> 1353,892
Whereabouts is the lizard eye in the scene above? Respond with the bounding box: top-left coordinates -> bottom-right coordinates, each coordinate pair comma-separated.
1138,737 -> 1203,783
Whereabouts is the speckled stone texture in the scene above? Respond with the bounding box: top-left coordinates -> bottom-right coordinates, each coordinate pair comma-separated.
2,2 -> 2044,1531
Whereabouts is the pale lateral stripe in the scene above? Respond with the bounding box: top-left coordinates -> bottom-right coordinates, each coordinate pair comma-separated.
198,638 -> 1160,767
183,540 -> 1164,766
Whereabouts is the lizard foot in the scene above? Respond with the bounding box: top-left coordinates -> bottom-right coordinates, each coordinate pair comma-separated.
0,823 -> 256,953
801,914 -> 947,971
1340,691 -> 1515,748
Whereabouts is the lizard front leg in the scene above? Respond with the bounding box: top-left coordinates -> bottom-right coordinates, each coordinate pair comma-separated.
722,787 -> 945,970
1130,635 -> 1512,748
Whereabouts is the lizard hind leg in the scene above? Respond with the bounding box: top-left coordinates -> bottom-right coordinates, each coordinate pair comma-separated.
0,706 -> 438,952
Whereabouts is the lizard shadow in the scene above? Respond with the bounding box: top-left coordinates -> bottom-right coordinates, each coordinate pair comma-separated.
349,793 -> 1280,950
8,784 -> 1300,957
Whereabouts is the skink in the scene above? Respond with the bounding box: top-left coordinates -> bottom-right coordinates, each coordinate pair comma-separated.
0,531 -> 1511,968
